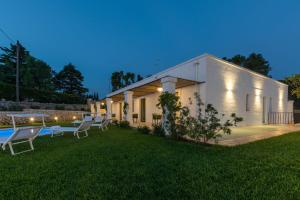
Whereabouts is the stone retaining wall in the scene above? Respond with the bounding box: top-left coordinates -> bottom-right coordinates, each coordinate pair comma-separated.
0,100 -> 88,111
0,109 -> 88,125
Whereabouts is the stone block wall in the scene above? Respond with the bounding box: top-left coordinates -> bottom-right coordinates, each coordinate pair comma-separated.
0,109 -> 88,125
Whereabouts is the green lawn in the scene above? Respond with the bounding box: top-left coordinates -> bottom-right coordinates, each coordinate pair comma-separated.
1,126 -> 300,199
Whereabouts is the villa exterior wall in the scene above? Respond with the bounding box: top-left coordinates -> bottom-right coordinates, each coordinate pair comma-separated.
204,57 -> 288,126
105,54 -> 289,126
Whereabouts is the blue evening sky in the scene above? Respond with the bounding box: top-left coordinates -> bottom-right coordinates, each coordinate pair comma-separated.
0,0 -> 299,97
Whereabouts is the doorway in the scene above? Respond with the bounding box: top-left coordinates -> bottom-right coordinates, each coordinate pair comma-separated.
140,98 -> 146,122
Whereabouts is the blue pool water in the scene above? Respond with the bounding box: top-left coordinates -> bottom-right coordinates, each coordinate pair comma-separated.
0,127 -> 54,137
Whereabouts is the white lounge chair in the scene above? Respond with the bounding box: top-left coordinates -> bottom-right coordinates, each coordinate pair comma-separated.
52,120 -> 94,139
0,126 -> 42,155
91,116 -> 110,131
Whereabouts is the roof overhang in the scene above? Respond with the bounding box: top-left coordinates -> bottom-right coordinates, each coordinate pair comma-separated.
105,76 -> 202,102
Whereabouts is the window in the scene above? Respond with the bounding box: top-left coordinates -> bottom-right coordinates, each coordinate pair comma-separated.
246,94 -> 250,111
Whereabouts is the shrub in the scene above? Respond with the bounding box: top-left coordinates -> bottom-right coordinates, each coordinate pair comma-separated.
157,92 -> 181,138
152,123 -> 165,136
180,93 -> 243,143
137,126 -> 150,134
112,119 -> 119,125
119,120 -> 131,128
55,105 -> 65,110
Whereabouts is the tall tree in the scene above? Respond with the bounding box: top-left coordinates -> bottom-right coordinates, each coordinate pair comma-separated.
111,71 -> 124,91
283,74 -> 300,99
54,63 -> 88,96
223,53 -> 271,76
110,71 -> 143,91
0,43 -> 29,84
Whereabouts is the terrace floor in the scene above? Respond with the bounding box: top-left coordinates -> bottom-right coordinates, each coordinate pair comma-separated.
210,125 -> 300,146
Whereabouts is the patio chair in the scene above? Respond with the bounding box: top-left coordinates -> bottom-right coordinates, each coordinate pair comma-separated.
91,116 -> 110,131
52,119 -> 94,139
0,126 -> 42,155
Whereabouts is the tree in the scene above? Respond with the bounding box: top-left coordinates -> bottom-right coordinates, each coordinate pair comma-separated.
54,63 -> 88,96
0,42 -> 29,84
110,71 -> 143,91
283,74 -> 300,108
223,53 -> 271,76
111,71 -> 124,91
24,55 -> 54,91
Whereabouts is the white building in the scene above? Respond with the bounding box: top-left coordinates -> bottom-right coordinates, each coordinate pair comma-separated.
96,54 -> 292,126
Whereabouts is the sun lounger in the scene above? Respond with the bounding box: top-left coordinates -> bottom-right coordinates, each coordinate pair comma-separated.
52,120 -> 94,139
0,126 -> 42,155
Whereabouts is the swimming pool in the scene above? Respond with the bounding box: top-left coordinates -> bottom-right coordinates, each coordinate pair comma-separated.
0,127 -> 55,138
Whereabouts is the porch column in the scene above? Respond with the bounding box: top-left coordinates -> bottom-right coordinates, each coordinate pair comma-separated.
160,77 -> 177,136
90,103 -> 96,114
124,91 -> 133,122
95,101 -> 101,116
161,77 -> 177,94
106,98 -> 112,119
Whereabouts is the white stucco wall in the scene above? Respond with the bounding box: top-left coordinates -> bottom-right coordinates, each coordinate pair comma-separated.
107,54 -> 288,126
204,57 -> 288,125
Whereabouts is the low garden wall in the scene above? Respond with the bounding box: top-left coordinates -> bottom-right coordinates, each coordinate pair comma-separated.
0,109 -> 88,125
0,100 -> 88,111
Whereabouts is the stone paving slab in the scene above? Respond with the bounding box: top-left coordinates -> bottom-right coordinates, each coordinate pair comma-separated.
210,125 -> 300,146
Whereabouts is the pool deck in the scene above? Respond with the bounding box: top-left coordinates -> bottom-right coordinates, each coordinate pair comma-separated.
209,125 -> 300,146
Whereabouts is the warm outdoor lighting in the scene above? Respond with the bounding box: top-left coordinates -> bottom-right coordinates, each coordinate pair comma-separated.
110,100 -> 113,103
29,117 -> 34,122
72,116 -> 76,120
157,87 -> 163,92
54,116 -> 58,121
101,102 -> 105,105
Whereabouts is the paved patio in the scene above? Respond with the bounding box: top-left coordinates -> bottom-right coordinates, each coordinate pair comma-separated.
210,125 -> 300,146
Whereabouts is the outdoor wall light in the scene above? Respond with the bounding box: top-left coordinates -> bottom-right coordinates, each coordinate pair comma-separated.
101,102 -> 105,105
110,100 -> 113,103
54,116 -> 58,121
157,87 -> 163,92
72,116 -> 76,120
29,117 -> 34,122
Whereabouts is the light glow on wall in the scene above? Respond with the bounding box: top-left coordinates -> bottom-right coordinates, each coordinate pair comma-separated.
29,117 -> 34,122
157,87 -> 163,92
278,88 -> 284,111
54,116 -> 58,121
224,75 -> 236,106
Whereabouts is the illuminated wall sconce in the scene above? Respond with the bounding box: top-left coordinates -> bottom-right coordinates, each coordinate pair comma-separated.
101,102 -> 105,105
157,87 -> 163,92
54,116 -> 58,121
29,117 -> 35,122
110,100 -> 114,103
72,116 -> 76,120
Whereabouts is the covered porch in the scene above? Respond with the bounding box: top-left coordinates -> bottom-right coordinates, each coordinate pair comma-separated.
102,76 -> 201,125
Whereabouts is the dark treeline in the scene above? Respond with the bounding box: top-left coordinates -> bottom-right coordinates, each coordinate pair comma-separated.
0,42 -> 96,104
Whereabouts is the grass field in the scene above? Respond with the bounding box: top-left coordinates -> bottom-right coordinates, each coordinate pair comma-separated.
1,126 -> 300,199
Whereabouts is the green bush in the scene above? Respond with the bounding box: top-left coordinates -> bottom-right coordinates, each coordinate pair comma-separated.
137,126 -> 150,134
152,123 -> 165,136
119,120 -> 131,128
